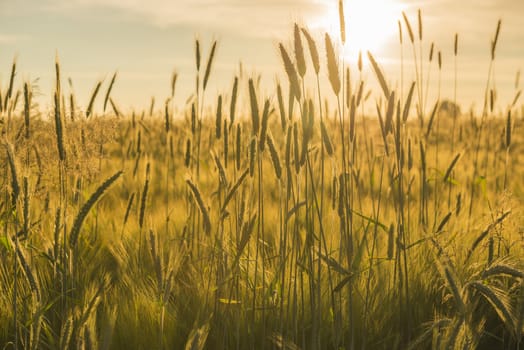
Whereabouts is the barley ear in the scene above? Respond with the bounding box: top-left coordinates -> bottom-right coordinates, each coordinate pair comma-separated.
293,122 -> 300,174
186,179 -> 212,235
511,90 -> 521,107
221,169 -> 249,214
249,136 -> 257,177
139,163 -> 150,230
59,317 -> 73,350
398,20 -> 403,44
69,171 -> 123,247
491,19 -> 502,60
385,91 -> 396,135
185,138 -> 192,168
325,33 -> 340,96
266,131 -> 282,180
277,83 -> 287,131
6,143 -> 20,206
171,71 -> 178,98
320,120 -> 334,156
417,9 -> 423,41
345,67 -> 351,108
86,80 -> 102,118
16,244 -> 41,302
402,82 -> 416,123
349,96 -> 356,141
368,51 -> 390,98
164,98 -> 171,132
505,111 -> 511,148
123,192 -> 136,228
24,82 -> 31,139
466,211 -> 511,262
110,98 -> 121,117
212,151 -> 228,187
195,39 -> 201,71
248,79 -> 260,135
402,12 -> 414,43
387,224 -> 394,260
149,97 -> 155,117
230,76 -> 238,125
236,124 -> 242,171
215,95 -> 222,139
468,281 -> 516,333
5,57 -> 16,108
425,101 -> 439,138
223,118 -> 228,167
103,71 -> 117,112
301,27 -> 320,75
294,23 -> 306,78
443,153 -> 461,183
259,99 -> 270,151
285,125 -> 292,170
338,0 -> 346,44
279,43 -> 302,102
54,92 -> 66,162
203,40 -> 217,91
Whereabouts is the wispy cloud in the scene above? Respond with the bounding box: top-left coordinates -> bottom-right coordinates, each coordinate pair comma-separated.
0,34 -> 30,44
43,0 -> 327,38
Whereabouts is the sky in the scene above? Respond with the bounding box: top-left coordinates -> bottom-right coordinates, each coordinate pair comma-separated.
0,0 -> 522,116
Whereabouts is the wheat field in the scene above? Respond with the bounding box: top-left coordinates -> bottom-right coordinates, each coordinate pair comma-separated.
1,5 -> 524,350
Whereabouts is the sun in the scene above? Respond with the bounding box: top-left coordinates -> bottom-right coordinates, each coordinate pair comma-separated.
313,0 -> 405,61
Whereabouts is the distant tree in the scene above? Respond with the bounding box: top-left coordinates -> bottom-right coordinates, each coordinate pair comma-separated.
439,99 -> 461,117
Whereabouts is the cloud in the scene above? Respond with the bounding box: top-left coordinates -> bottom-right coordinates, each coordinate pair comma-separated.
43,0 -> 327,38
0,34 -> 30,44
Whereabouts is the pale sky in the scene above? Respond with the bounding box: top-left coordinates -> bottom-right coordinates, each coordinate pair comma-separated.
0,0 -> 522,115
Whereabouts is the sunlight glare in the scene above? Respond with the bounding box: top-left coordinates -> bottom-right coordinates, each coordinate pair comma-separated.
314,0 -> 405,61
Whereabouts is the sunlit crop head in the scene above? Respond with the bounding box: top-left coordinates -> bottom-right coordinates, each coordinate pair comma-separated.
313,0 -> 406,62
